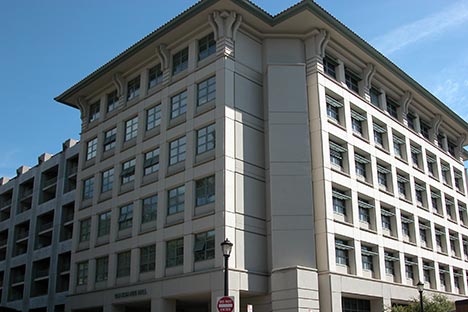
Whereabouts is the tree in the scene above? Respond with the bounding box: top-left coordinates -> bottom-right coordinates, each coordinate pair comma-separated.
386,294 -> 455,312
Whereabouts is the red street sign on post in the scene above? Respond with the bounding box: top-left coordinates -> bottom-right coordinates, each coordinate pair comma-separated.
217,296 -> 235,312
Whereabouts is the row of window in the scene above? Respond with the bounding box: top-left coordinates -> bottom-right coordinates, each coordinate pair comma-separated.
83,124 -> 215,201
330,136 -> 466,206
335,237 -> 467,294
87,33 -> 216,124
323,56 -> 460,161
327,95 -> 465,195
76,230 -> 215,286
87,74 -> 215,159
332,188 -> 468,256
79,175 -> 215,243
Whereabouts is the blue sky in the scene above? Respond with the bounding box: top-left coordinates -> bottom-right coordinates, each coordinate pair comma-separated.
1,0 -> 467,178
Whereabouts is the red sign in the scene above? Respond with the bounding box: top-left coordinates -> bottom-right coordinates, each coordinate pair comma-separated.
217,296 -> 235,312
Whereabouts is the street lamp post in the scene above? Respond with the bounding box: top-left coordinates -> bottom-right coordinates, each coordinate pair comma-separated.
221,238 -> 233,296
417,281 -> 424,312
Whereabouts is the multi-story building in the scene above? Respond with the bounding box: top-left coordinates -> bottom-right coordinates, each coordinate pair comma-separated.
54,1 -> 468,311
0,139 -> 79,311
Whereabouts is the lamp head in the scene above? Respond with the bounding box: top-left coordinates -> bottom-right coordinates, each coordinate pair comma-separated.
417,281 -> 424,293
221,238 -> 233,257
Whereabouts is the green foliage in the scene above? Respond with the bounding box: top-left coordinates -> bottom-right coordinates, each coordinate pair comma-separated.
386,294 -> 454,312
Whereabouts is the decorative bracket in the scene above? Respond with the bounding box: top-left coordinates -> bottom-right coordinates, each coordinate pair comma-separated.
432,114 -> 442,135
456,133 -> 467,157
363,63 -> 375,91
157,44 -> 170,71
112,73 -> 125,99
318,29 -> 330,59
209,10 -> 242,41
401,91 -> 413,115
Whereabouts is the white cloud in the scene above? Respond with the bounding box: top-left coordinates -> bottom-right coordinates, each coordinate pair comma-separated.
433,78 -> 468,120
372,1 -> 468,55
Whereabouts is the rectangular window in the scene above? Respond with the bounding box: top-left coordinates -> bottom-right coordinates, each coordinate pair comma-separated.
420,227 -> 428,245
148,64 -> 163,89
335,239 -> 351,266
127,76 -> 140,101
343,298 -> 370,312
370,88 -> 380,107
326,95 -> 342,122
172,48 -> 188,75
82,177 -> 94,200
350,110 -> 366,136
323,56 -> 337,79
169,136 -> 186,166
117,251 -> 131,278
107,90 -> 119,113
359,207 -> 370,223
121,159 -> 136,184
79,219 -> 91,242
386,98 -> 399,119
103,128 -> 117,151
95,256 -> 108,282
88,101 -> 100,123
168,186 -> 185,215
345,69 -> 359,93
393,135 -> 404,158
142,195 -> 158,223
140,245 -> 156,273
361,246 -> 374,271
198,33 -> 216,60
384,253 -> 396,275
420,121 -> 431,140
170,90 -> 187,119
197,76 -> 216,106
197,124 -> 215,154
144,148 -> 160,176
97,211 -> 111,237
101,168 -> 114,193
118,204 -> 133,230
124,117 -> 138,141
86,138 -> 98,161
355,162 -> 366,179
402,222 -> 410,238
332,189 -> 349,216
327,105 -> 339,122
407,113 -> 416,130
146,104 -> 161,131
373,124 -> 386,148
196,176 -> 215,206
76,261 -> 88,285
377,172 -> 387,189
405,263 -> 414,280
381,215 -> 391,231
166,238 -> 184,267
194,230 -> 215,261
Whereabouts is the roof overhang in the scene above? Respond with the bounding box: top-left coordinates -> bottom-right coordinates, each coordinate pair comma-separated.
54,0 -> 468,139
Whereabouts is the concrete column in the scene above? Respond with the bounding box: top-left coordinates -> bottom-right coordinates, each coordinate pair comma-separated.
151,297 -> 176,312
336,59 -> 346,85
87,258 -> 96,291
130,248 -> 139,283
183,234 -> 193,274
414,113 -> 421,133
103,304 -> 113,312
188,40 -> 197,72
108,252 -> 117,287
379,88 -> 387,111
156,241 -> 165,278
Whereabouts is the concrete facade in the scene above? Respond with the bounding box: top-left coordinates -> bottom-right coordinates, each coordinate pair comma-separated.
0,139 -> 79,311
55,1 -> 468,311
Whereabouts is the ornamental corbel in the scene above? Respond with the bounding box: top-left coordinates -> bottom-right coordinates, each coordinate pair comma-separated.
209,10 -> 242,41
363,63 -> 375,91
401,91 -> 413,115
157,44 -> 170,71
318,29 -> 330,58
432,114 -> 442,136
77,96 -> 87,120
112,73 -> 125,98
